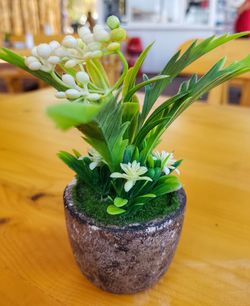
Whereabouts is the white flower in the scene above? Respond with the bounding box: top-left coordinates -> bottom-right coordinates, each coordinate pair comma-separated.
25,42 -> 62,72
88,148 -> 103,170
110,161 -> 152,192
62,35 -> 78,48
76,71 -> 90,84
55,73 -> 101,102
153,151 -> 180,175
65,89 -> 81,99
36,43 -> 52,58
93,25 -> 110,42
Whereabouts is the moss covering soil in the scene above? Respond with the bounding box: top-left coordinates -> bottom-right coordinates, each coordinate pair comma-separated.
72,181 -> 179,226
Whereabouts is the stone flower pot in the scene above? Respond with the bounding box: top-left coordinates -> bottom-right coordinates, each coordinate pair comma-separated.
64,179 -> 186,294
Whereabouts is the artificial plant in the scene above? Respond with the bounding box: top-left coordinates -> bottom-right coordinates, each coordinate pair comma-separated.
1,16 -> 249,216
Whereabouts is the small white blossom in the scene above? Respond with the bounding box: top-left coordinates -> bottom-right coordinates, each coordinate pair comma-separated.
110,161 -> 152,192
62,35 -> 78,48
64,59 -> 78,68
153,151 -> 180,175
88,148 -> 103,170
76,71 -> 90,84
55,91 -> 66,98
65,89 -> 81,99
47,56 -> 60,65
36,43 -> 52,58
49,40 -> 60,50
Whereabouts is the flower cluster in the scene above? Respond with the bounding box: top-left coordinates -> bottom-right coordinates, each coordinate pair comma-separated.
24,15 -> 126,72
55,72 -> 100,101
24,16 -> 126,104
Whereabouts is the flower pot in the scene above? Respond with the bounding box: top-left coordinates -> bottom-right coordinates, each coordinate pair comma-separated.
64,179 -> 186,294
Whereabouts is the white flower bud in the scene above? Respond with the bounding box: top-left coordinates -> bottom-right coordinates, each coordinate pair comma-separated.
31,47 -> 38,57
76,71 -> 90,84
25,56 -> 38,66
49,40 -> 60,50
94,30 -> 110,42
88,93 -> 101,101
88,42 -> 101,51
65,89 -> 81,99
47,56 -> 60,65
54,47 -> 68,57
82,33 -> 94,44
77,38 -> 85,49
107,42 -> 120,51
62,74 -> 77,88
67,49 -> 79,57
28,61 -> 42,70
93,25 -> 105,33
55,91 -> 66,98
62,35 -> 78,48
91,50 -> 102,58
84,52 -> 93,60
40,64 -> 52,72
106,15 -> 120,30
37,43 -> 52,58
78,27 -> 91,39
64,59 -> 78,68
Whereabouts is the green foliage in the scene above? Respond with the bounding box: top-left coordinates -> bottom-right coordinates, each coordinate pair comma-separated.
78,98 -> 129,171
140,31 -> 250,122
3,29 -> 250,218
47,102 -> 103,130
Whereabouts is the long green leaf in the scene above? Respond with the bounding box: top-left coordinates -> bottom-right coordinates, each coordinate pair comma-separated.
124,74 -> 169,101
47,102 -> 102,130
78,99 -> 129,171
142,32 -> 250,119
122,42 -> 154,97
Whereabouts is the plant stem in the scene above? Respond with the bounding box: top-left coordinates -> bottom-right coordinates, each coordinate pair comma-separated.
112,50 -> 128,91
50,71 -> 69,88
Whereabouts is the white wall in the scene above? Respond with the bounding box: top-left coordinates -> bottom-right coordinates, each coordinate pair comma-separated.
126,27 -> 215,73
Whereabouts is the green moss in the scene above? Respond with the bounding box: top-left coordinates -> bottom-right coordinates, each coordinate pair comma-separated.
72,181 -> 179,226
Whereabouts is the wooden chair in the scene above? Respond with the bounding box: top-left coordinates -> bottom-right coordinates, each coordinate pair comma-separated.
178,38 -> 250,106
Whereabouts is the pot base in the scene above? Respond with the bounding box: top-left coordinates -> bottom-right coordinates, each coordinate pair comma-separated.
64,180 -> 186,294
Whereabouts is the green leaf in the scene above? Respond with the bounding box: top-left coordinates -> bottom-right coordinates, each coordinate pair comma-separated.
78,99 -> 129,171
114,197 -> 128,207
123,145 -> 136,163
72,149 -> 81,158
47,102 -> 102,130
107,205 -> 126,215
86,59 -> 109,89
135,53 -> 250,160
142,32 -> 250,119
122,42 -> 154,97
152,176 -> 181,196
124,74 -> 169,102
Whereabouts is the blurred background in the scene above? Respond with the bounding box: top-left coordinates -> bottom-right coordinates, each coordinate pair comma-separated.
0,0 -> 250,106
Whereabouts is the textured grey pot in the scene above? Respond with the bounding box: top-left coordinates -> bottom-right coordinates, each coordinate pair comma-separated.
64,179 -> 186,294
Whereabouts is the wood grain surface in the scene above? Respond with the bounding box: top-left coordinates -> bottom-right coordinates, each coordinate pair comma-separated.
0,89 -> 250,306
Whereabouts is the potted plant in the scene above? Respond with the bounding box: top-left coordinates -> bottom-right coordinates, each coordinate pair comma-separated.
1,16 -> 250,294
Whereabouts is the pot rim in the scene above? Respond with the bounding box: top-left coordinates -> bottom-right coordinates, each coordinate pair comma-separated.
64,178 -> 186,232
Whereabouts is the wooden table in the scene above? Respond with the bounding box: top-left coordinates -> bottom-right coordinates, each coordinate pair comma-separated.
0,89 -> 250,306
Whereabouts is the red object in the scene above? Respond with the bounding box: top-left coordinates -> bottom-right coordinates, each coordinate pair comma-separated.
126,37 -> 143,75
235,10 -> 250,34
127,37 -> 143,55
